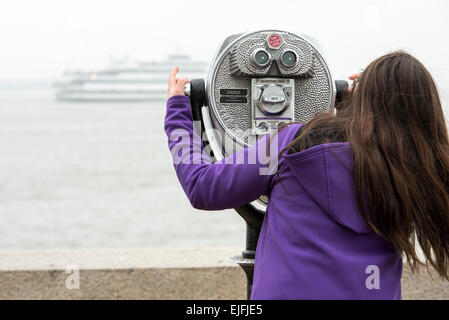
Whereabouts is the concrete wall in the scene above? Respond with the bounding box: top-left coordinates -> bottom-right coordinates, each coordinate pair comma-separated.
0,247 -> 447,299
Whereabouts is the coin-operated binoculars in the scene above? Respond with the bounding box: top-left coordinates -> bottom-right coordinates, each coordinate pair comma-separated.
184,30 -> 348,299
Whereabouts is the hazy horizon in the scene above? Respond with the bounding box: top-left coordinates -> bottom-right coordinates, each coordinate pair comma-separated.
1,0 -> 448,85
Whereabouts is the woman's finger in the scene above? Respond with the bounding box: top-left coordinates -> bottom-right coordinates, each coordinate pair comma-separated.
349,73 -> 361,80
168,66 -> 179,87
175,76 -> 189,94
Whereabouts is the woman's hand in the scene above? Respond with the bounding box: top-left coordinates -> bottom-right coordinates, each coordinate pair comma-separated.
167,66 -> 189,99
348,73 -> 361,93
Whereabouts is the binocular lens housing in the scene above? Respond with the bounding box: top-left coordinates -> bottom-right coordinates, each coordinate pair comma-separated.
251,49 -> 271,68
280,50 -> 298,68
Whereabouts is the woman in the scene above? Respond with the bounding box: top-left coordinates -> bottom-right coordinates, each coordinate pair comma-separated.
164,51 -> 449,299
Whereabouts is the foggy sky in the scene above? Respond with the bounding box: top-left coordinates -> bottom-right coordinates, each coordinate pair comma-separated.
1,0 -> 448,96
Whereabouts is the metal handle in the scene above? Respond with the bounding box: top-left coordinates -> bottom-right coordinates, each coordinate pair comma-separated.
335,80 -> 349,107
184,83 -> 191,96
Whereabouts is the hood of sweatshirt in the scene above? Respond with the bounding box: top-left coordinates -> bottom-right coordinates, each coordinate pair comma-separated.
284,142 -> 373,234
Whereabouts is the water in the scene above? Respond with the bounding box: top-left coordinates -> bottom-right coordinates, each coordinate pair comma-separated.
0,89 -> 245,250
2,85 -> 448,251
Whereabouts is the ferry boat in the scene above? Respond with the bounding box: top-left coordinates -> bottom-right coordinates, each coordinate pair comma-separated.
54,55 -> 207,102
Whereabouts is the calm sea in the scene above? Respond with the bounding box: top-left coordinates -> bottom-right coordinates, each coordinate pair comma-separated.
0,89 -> 245,250
2,85 -> 448,251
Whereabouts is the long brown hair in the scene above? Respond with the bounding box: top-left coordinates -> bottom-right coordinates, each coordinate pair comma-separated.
283,51 -> 449,279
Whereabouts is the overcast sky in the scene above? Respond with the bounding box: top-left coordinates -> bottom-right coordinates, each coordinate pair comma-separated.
1,0 -> 448,99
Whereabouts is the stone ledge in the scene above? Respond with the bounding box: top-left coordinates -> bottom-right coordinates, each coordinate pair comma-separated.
0,247 -> 240,271
0,247 -> 247,300
0,248 -> 447,299
0,267 -> 246,300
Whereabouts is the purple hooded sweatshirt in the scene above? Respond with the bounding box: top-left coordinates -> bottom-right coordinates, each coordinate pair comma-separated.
164,95 -> 402,300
